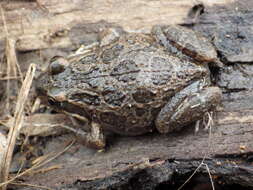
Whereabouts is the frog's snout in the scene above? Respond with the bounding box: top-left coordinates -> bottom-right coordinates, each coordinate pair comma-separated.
35,72 -> 50,97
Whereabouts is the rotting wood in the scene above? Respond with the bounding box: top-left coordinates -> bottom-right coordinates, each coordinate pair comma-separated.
0,0 -> 253,189
0,0 -> 233,54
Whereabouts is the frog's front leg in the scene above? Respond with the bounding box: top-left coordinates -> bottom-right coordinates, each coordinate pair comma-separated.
155,82 -> 222,133
69,121 -> 106,149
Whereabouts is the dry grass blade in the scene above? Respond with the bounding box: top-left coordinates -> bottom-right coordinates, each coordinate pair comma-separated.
0,64 -> 36,190
31,164 -> 62,174
177,112 -> 215,190
0,140 -> 75,189
0,5 -> 23,113
0,6 -> 8,36
204,163 -> 215,190
5,38 -> 19,112
5,38 -> 23,80
10,182 -> 53,190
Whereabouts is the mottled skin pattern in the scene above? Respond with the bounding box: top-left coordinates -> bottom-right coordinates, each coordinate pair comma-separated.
36,25 -> 222,149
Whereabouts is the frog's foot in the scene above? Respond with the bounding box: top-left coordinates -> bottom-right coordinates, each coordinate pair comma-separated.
155,86 -> 222,134
194,112 -> 213,133
75,122 -> 106,149
151,25 -> 179,55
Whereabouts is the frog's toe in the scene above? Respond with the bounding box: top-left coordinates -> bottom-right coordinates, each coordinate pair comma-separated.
156,87 -> 222,134
76,122 -> 106,149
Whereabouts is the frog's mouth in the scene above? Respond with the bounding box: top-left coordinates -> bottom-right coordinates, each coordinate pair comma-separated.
35,72 -> 58,107
43,95 -> 91,122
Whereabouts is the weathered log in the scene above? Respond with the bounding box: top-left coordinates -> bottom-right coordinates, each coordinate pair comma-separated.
1,0 -> 253,190
0,0 -> 232,54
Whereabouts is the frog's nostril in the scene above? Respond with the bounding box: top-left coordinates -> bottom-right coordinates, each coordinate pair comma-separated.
36,86 -> 46,96
35,75 -> 49,96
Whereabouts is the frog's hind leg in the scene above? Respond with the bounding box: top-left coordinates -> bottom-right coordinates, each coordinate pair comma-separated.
151,25 -> 179,55
155,82 -> 221,134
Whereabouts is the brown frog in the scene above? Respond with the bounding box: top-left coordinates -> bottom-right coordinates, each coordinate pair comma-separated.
36,25 -> 222,149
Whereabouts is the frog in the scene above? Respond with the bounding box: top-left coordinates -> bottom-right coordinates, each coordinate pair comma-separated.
36,25 -> 222,149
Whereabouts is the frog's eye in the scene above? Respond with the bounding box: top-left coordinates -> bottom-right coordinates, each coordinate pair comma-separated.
48,98 -> 56,106
48,97 -> 61,107
49,56 -> 69,75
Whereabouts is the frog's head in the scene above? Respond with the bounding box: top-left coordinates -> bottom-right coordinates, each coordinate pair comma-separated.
35,56 -> 70,106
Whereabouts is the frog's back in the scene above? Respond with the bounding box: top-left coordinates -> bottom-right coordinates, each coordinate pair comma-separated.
53,33 -> 208,135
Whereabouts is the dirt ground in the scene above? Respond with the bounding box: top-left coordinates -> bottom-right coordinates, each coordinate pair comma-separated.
0,0 -> 253,190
